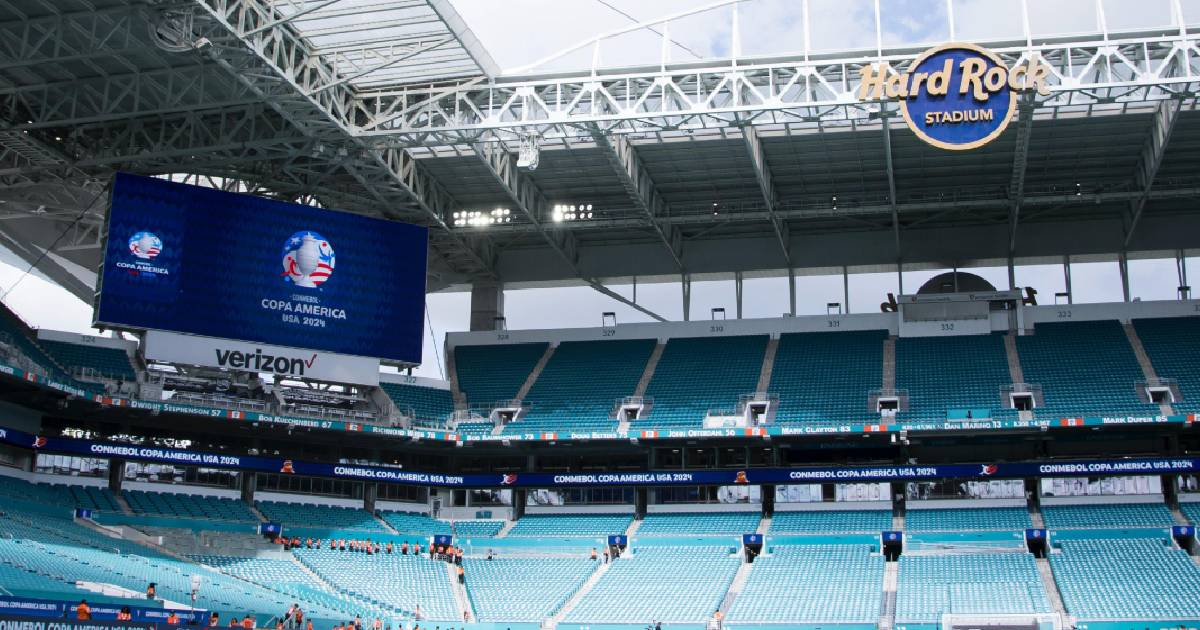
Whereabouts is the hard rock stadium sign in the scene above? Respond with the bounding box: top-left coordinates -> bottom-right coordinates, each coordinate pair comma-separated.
858,42 -> 1052,150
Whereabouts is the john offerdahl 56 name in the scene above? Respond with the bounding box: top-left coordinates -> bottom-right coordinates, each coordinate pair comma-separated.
857,52 -> 1052,102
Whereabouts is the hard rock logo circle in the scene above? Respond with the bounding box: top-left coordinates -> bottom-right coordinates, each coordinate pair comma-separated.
128,231 -> 162,260
281,231 -> 335,288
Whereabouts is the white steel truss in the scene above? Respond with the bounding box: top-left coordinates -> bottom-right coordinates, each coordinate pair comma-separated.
353,31 -> 1200,145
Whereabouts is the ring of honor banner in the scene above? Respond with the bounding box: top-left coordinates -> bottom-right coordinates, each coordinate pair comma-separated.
95,173 -> 428,364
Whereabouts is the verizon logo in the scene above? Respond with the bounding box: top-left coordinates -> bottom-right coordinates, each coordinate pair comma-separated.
215,348 -> 317,376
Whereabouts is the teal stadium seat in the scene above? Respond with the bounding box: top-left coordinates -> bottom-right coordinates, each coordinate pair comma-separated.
638,511 -> 760,536
896,333 -> 1017,422
1050,538 -> 1200,619
1133,316 -> 1200,414
454,342 -> 548,406
563,546 -> 740,623
1017,321 -> 1159,418
257,501 -> 386,533
506,513 -> 633,537
643,335 -> 768,429
379,382 -> 454,426
463,557 -> 594,621
41,339 -> 136,381
125,490 -> 257,521
770,509 -> 892,534
730,545 -> 884,624
503,339 -> 655,435
1041,501 -> 1174,529
769,330 -> 885,425
896,552 -> 1050,623
906,506 -> 1033,532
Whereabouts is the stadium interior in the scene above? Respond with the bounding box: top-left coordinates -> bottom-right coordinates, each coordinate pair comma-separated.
1,1 -> 1200,630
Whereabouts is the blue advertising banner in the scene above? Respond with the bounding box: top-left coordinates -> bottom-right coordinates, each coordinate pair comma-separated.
95,173 -> 428,363
4,423 -> 1200,490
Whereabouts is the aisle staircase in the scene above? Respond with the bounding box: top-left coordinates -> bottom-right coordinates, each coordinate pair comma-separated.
633,343 -> 666,398
755,337 -> 779,393
515,344 -> 557,402
547,560 -> 612,628
879,561 -> 898,630
881,337 -> 897,391
447,563 -> 474,622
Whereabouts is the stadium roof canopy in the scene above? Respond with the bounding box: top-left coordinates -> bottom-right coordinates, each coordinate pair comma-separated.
0,0 -> 1198,309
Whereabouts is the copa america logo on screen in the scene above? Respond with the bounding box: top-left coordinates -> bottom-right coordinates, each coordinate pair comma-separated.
128,231 -> 162,259
281,231 -> 335,288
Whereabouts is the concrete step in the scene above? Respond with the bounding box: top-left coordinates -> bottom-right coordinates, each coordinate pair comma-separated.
248,504 -> 269,523
447,346 -> 466,406
374,512 -> 399,534
755,337 -> 779,393
1123,322 -> 1159,381
1004,333 -> 1026,384
633,343 -> 666,398
549,558 -> 612,627
879,561 -> 899,630
625,516 -> 643,537
515,343 -> 557,402
113,493 -> 134,516
495,519 -> 517,538
719,560 -> 754,614
881,337 -> 897,392
1035,556 -> 1068,619
755,514 -> 771,535
447,562 -> 474,623
1029,499 -> 1046,529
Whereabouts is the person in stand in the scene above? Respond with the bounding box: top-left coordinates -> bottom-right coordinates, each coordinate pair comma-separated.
167,611 -> 180,625
655,621 -> 662,630
455,548 -> 463,566
242,615 -> 255,629
75,601 -> 91,621
147,583 -> 157,600
116,607 -> 132,622
590,548 -> 597,561
354,614 -> 363,630
486,548 -> 493,561
387,542 -> 393,555
230,617 -> 241,628
463,611 -> 470,623
414,605 -> 422,621
401,541 -> 409,555
333,622 -> 343,630
274,621 -> 283,630
603,548 -> 610,564
293,606 -> 304,630
209,613 -> 220,627
456,564 -> 465,584
373,619 -> 383,630
305,620 -> 313,630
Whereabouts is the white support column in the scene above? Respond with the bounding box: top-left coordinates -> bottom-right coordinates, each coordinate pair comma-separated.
1064,256 -> 1074,304
788,267 -> 797,317
735,271 -> 744,319
682,273 -> 692,322
843,266 -> 851,314
1119,252 -> 1131,303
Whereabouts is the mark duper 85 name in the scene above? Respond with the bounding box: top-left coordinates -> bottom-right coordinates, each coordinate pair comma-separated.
858,43 -> 1051,150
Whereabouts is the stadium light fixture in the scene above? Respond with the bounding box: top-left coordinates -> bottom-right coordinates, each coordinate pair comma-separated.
551,204 -> 594,222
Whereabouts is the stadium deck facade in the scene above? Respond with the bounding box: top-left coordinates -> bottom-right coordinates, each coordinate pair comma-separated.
3,2 -> 1200,630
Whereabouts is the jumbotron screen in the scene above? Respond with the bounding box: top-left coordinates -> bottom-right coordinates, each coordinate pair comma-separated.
94,173 -> 428,363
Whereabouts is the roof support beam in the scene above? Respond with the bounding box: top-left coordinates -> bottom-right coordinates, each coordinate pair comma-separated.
590,130 -> 684,271
192,0 -> 497,280
1123,98 -> 1181,249
1007,98 -> 1034,257
882,115 -> 901,261
741,125 -> 790,265
472,138 -> 579,271
587,280 -> 666,322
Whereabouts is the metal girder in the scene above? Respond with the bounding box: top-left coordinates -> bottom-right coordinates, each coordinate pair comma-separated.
0,4 -> 148,72
1007,98 -> 1034,255
741,125 -> 789,265
191,0 -> 497,279
354,31 -> 1200,144
1124,98 -> 1182,249
881,115 -> 900,259
589,130 -> 684,272
438,185 -> 1200,237
588,280 -> 665,322
472,138 -> 578,270
0,66 -> 261,131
